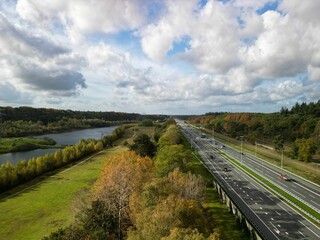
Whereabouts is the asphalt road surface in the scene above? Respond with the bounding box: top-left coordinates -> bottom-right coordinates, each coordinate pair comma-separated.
215,139 -> 320,213
178,121 -> 320,240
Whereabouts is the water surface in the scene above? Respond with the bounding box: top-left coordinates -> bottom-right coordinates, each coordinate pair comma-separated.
0,126 -> 118,165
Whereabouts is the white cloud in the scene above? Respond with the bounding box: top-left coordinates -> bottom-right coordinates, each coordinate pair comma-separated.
140,0 -> 197,62
184,0 -> 240,73
16,0 -> 147,44
0,0 -> 320,114
0,82 -> 33,104
279,0 -> 320,25
0,13 -> 87,97
231,0 -> 270,10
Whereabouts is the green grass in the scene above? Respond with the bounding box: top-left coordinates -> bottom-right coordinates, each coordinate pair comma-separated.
0,146 -> 127,240
0,137 -> 58,154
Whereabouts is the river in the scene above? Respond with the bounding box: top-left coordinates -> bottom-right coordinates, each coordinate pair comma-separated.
0,126 -> 118,165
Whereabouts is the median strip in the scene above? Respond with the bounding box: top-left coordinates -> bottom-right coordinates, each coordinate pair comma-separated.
210,146 -> 320,227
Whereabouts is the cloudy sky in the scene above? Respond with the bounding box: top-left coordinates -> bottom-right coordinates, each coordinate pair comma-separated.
0,0 -> 319,114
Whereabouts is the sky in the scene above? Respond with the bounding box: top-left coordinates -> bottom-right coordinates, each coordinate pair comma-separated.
0,0 -> 320,115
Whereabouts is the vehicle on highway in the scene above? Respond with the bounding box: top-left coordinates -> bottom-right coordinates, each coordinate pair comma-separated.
280,174 -> 290,181
220,145 -> 224,149
223,167 -> 228,172
210,155 -> 214,159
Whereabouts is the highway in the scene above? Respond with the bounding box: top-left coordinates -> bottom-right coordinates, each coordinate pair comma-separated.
216,139 -> 320,214
178,121 -> 320,240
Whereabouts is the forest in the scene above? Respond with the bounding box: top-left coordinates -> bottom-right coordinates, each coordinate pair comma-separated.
189,101 -> 320,162
44,120 -> 225,240
0,106 -> 166,137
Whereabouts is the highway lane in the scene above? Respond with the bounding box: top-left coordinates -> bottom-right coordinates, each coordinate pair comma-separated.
178,121 -> 320,240
214,139 -> 320,213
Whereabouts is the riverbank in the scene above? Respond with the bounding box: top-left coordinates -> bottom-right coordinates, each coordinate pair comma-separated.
0,124 -> 249,240
0,137 -> 58,154
0,146 -> 128,240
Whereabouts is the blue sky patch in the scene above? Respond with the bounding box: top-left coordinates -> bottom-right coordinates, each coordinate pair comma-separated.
167,35 -> 191,57
257,1 -> 279,15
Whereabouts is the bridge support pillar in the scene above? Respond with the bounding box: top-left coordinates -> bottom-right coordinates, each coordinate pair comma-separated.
213,180 -> 263,240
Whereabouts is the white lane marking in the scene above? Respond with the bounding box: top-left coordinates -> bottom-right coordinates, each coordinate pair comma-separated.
299,220 -> 320,238
276,211 -> 281,216
278,182 -> 287,187
285,232 -> 289,235
278,203 -> 292,215
293,182 -> 320,197
265,212 -> 268,215
271,218 -> 274,220
291,189 -> 306,198
277,224 -> 281,227
298,231 -> 305,237
260,207 -> 263,209
310,200 -> 320,207
270,222 -> 280,234
310,195 -> 316,199
250,198 -> 253,201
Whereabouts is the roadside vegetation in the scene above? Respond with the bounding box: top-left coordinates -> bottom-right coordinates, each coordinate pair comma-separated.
190,101 -> 320,163
44,120 -> 248,240
189,101 -> 320,184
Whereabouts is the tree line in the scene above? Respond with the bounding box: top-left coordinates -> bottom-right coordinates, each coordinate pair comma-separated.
0,126 -> 126,192
44,120 -> 223,240
0,106 -> 166,124
0,106 -> 167,137
189,101 -> 320,162
1,118 -> 117,137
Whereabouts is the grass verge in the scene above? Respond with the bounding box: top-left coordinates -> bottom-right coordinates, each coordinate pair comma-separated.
0,146 -> 127,240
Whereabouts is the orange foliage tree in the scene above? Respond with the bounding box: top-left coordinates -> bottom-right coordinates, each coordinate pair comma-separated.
93,151 -> 154,239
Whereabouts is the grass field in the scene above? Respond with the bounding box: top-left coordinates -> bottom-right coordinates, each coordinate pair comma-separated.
0,125 -> 249,240
0,146 -> 127,240
0,137 -> 57,154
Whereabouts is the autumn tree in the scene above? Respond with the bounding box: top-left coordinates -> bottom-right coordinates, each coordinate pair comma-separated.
93,151 -> 154,239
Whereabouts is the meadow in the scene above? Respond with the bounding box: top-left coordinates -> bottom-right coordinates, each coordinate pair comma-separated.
0,146 -> 127,240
